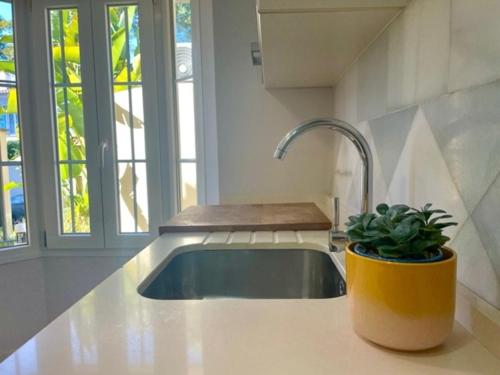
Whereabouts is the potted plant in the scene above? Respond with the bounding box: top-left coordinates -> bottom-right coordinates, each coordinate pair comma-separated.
345,203 -> 458,351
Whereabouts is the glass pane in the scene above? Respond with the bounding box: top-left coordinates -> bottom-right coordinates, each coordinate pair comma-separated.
0,85 -> 21,161
0,1 -> 16,82
108,5 -> 141,83
109,5 -> 149,234
1,165 -> 26,246
49,9 -> 63,84
174,0 -> 192,80
176,81 -> 196,159
59,163 -> 90,234
0,1 -> 28,249
117,162 -> 135,233
54,87 -> 68,160
180,162 -> 197,211
113,85 -> 132,159
174,1 -> 198,212
72,163 -> 90,233
48,8 -> 90,235
135,162 -> 148,232
54,86 -> 86,161
128,7 -> 140,79
131,86 -> 145,159
49,9 -> 82,84
113,85 -> 145,160
59,163 -> 72,233
117,162 -> 149,233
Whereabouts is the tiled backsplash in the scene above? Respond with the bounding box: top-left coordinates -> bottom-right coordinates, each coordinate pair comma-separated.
333,80 -> 500,309
331,0 -> 500,310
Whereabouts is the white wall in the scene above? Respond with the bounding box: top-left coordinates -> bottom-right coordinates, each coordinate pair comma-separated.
332,0 -> 500,309
213,0 -> 335,213
0,256 -> 130,361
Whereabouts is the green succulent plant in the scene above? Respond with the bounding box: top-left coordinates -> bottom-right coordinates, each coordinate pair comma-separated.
345,203 -> 457,260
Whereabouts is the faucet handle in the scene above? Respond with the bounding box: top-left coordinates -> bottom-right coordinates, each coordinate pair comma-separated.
332,196 -> 340,232
329,196 -> 347,252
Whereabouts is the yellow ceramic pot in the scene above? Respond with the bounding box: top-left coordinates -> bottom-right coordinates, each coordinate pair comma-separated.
346,243 -> 457,351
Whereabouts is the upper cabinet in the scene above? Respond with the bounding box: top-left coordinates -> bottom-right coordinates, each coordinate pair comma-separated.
257,0 -> 409,88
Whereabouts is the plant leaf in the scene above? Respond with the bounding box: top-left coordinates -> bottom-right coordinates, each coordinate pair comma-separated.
345,203 -> 456,259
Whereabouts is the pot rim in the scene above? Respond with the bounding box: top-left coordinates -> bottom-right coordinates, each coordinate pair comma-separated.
346,242 -> 456,267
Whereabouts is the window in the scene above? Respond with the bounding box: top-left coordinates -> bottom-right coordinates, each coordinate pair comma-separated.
0,0 -> 28,248
4,0 -> 210,252
107,5 -> 149,233
33,0 -> 162,249
48,8 -> 90,234
173,0 -> 198,211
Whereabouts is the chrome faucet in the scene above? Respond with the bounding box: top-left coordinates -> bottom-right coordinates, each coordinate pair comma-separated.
273,118 -> 373,252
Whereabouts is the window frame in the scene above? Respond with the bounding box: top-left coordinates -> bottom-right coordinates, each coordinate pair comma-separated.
32,0 -> 105,249
0,0 -> 42,258
169,0 -> 219,213
92,0 -> 163,248
171,0 -> 199,212
0,0 -> 219,259
33,0 -> 164,249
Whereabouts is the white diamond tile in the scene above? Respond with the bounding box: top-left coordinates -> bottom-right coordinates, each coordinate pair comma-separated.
423,80 -> 500,213
369,106 -> 417,189
357,30 -> 389,121
331,121 -> 388,225
414,0 -> 450,102
332,132 -> 364,225
358,121 -> 388,209
472,173 -> 500,278
333,65 -> 359,125
451,219 -> 500,309
449,0 -> 500,92
387,108 -> 468,241
387,0 -> 418,109
345,142 -> 363,216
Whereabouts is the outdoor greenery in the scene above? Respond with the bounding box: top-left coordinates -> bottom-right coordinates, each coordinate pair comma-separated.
49,7 -> 143,232
0,7 -> 143,233
175,3 -> 192,42
0,14 -> 23,200
346,203 -> 457,260
0,3 -> 192,234
7,139 -> 19,160
0,13 -> 16,114
0,22 -> 13,63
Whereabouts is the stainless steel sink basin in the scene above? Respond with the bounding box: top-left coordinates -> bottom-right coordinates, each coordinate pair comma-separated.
139,249 -> 346,300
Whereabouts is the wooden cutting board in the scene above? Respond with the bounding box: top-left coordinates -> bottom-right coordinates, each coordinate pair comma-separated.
159,203 -> 331,234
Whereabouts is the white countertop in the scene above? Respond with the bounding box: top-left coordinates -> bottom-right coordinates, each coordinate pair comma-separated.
1,231 -> 499,374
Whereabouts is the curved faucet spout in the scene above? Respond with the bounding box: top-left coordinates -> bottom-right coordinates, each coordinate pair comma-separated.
274,118 -> 373,214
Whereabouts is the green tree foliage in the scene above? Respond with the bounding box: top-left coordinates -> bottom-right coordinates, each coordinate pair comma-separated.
0,15 -> 14,61
49,7 -> 142,232
0,6 -> 147,233
0,15 -> 17,116
175,3 -> 192,42
7,140 -> 19,160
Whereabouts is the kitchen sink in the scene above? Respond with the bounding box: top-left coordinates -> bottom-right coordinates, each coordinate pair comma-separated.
138,248 -> 346,300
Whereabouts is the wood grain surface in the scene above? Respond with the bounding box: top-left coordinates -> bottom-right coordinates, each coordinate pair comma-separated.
159,203 -> 331,234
